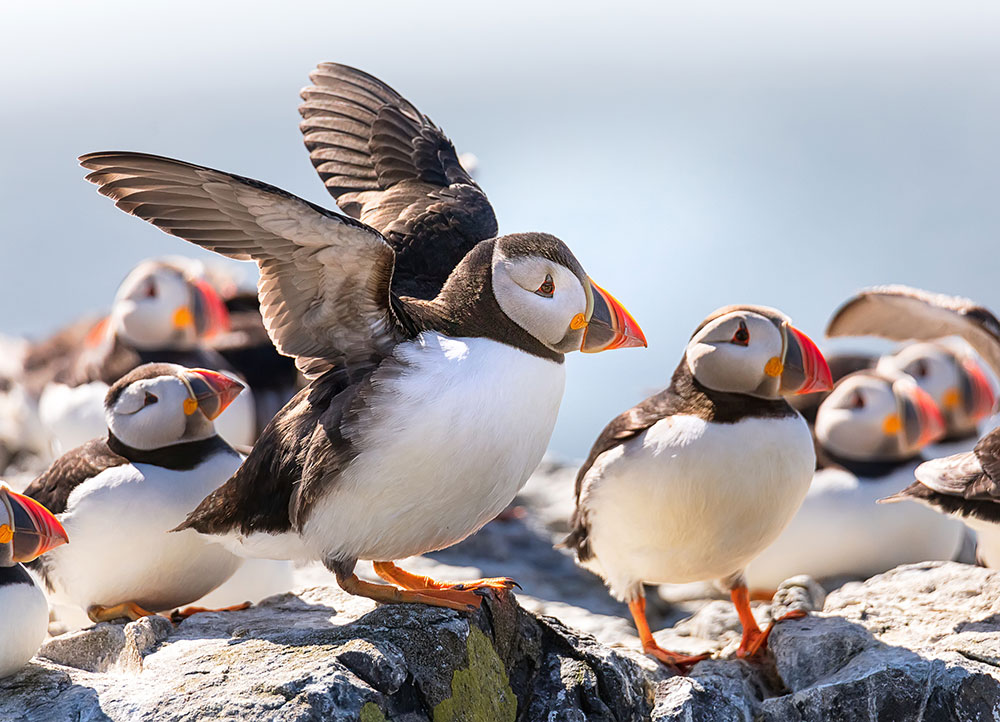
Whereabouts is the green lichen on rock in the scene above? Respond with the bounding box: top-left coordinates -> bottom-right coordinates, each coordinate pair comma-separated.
360,702 -> 387,722
432,627 -> 516,722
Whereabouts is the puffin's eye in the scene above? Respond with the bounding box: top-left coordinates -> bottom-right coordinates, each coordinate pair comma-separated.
908,359 -> 929,378
145,282 -> 157,299
143,392 -> 158,407
535,274 -> 555,298
730,321 -> 750,346
849,392 -> 865,409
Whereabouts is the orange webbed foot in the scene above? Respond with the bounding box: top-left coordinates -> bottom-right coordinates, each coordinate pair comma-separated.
172,601 -> 252,622
736,608 -> 808,658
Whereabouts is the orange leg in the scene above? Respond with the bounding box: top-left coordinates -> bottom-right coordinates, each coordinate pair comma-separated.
372,561 -> 519,593
628,597 -> 709,673
172,601 -> 252,622
88,601 -> 157,623
749,588 -> 776,602
731,586 -> 807,658
339,571 -> 481,611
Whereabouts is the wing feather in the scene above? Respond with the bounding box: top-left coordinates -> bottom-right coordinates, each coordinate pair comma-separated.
300,63 -> 498,298
826,285 -> 1000,379
80,151 -> 408,377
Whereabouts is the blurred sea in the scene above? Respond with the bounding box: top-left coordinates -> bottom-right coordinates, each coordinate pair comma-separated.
2,1 -> 999,458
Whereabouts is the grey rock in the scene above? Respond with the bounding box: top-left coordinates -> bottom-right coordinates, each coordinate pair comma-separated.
0,586 -> 653,722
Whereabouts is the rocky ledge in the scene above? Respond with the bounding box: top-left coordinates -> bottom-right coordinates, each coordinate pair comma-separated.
1,561 -> 999,721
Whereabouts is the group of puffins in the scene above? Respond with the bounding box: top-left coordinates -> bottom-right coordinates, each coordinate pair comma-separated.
2,62 -> 999,679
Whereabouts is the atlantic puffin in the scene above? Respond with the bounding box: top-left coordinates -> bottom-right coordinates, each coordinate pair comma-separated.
746,369 -> 963,588
24,363 -> 246,622
826,285 -> 1000,568
77,63 -> 645,612
875,340 -> 996,455
0,484 -> 68,678
35,259 -> 256,452
565,305 -> 832,667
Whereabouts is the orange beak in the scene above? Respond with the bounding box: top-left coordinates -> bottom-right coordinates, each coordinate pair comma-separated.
181,369 -> 244,420
580,279 -> 647,353
0,486 -> 69,563
779,325 -> 834,395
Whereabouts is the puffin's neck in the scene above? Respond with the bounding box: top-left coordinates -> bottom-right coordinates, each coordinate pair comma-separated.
817,445 -> 920,479
399,242 -> 564,363
666,359 -> 797,423
106,432 -> 234,471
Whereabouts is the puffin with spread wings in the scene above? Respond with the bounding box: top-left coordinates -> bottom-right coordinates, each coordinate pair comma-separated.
79,63 -> 645,611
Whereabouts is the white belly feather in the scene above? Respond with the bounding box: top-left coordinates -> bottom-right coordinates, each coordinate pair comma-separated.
302,333 -> 566,563
746,464 -> 965,588
0,579 -> 48,679
581,413 -> 814,599
45,452 -> 243,612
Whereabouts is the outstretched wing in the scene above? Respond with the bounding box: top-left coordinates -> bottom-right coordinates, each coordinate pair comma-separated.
826,285 -> 1000,378
299,63 -> 498,298
80,152 -> 410,378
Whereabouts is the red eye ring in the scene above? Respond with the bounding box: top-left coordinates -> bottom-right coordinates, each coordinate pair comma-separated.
535,274 -> 555,298
731,321 -> 750,346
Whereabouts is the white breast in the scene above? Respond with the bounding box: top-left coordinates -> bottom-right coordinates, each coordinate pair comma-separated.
746,464 -> 966,589
302,333 -> 566,563
580,413 -> 815,600
0,578 -> 48,679
45,452 -> 244,612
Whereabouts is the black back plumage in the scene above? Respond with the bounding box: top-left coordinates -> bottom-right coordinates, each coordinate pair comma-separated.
300,63 -> 498,299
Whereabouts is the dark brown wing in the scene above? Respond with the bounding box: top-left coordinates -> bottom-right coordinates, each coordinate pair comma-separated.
882,427 -> 1000,524
80,152 -> 412,379
300,63 -> 498,299
563,390 -> 673,560
826,285 -> 1000,379
176,362 -> 374,536
22,438 -> 128,515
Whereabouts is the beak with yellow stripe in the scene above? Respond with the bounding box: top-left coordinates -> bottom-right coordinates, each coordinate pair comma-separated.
0,485 -> 69,566
179,369 -> 245,421
815,370 -> 946,463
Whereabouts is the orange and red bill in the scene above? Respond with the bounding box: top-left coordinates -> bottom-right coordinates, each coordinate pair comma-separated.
180,369 -> 244,420
580,279 -> 647,353
778,325 -> 834,395
0,485 -> 69,563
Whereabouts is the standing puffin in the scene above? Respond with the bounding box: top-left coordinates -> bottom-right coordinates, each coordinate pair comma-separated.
77,63 -> 645,611
35,259 -> 256,452
565,305 -> 832,667
747,369 -> 964,588
826,285 -> 1000,568
24,363 -> 246,622
0,485 -> 68,678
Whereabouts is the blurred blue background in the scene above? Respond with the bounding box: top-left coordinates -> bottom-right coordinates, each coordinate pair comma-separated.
2,1 -> 999,459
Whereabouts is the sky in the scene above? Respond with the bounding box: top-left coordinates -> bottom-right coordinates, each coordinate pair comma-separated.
2,1 -> 999,458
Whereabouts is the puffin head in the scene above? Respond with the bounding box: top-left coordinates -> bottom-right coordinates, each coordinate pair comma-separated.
489,233 -> 646,354
110,260 -> 230,350
815,370 -> 946,462
684,305 -> 832,399
105,363 -> 243,450
0,484 -> 68,566
876,341 -> 996,440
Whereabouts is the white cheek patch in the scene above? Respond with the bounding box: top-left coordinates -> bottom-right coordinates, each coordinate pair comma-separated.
491,255 -> 587,348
